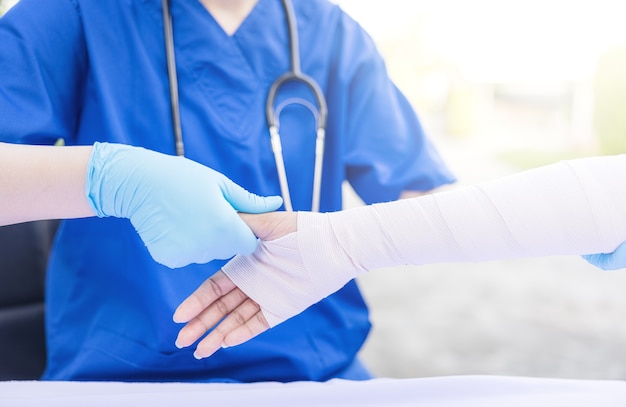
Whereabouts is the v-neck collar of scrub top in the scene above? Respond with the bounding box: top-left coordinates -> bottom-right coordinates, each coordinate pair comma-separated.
195,0 -> 261,40
138,0 -> 317,138
141,0 -> 311,87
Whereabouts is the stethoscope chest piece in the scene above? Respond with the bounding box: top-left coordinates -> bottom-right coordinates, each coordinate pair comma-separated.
265,0 -> 328,212
162,0 -> 327,212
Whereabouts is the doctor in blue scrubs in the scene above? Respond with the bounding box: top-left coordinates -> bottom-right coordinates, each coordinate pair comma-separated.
0,0 -> 456,382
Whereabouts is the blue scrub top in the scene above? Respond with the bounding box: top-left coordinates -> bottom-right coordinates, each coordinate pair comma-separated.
0,0 -> 455,382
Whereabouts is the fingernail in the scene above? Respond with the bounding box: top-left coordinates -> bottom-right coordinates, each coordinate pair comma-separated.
193,351 -> 203,360
221,342 -> 229,349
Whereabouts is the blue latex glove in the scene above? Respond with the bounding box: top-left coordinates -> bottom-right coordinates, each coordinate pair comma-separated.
85,142 -> 283,268
582,241 -> 626,270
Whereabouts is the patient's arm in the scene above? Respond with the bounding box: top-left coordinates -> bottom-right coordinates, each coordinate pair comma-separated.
174,155 -> 626,359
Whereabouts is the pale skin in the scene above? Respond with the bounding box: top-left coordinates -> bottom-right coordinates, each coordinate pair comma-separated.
0,142 -> 94,226
170,170 -> 625,359
0,0 -> 448,359
202,0 -> 449,205
0,138 -> 435,356
0,140 -> 285,358
0,2 -> 258,225
174,0 -> 451,359
174,211 -> 296,359
0,2 -> 258,228
200,0 -> 259,36
174,202 -> 443,359
0,2 -> 437,227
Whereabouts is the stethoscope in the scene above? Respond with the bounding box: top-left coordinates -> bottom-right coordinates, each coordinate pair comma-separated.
161,0 -> 328,212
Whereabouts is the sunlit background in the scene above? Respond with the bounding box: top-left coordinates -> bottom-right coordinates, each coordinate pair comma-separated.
3,0 -> 626,380
335,0 -> 626,380
338,0 -> 626,169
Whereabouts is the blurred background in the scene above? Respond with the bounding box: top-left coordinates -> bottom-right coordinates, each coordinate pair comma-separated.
2,0 -> 626,380
334,0 -> 626,380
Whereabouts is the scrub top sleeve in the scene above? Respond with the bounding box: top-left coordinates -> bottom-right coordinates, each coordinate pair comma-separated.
0,0 -> 87,145
332,13 -> 456,204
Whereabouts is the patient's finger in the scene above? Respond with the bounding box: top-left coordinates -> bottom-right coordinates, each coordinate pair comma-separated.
175,287 -> 248,349
173,270 -> 236,323
223,310 -> 270,348
193,298 -> 266,359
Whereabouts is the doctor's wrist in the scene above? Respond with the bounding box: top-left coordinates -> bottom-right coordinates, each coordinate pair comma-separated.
85,142 -> 147,219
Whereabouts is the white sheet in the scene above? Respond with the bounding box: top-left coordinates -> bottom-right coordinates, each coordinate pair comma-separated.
2,376 -> 625,406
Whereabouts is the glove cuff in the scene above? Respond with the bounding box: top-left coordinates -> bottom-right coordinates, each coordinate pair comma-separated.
85,142 -> 138,218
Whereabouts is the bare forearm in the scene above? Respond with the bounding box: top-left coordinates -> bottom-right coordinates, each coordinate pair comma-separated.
0,142 -> 94,226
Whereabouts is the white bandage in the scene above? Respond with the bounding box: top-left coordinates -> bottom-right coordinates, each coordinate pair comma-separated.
223,155 -> 626,327
220,214 -> 360,327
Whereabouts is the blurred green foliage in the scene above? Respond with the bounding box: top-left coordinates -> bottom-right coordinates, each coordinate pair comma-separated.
594,45 -> 626,155
498,149 -> 590,171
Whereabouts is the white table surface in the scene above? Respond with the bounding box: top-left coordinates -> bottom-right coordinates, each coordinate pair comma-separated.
2,375 -> 626,406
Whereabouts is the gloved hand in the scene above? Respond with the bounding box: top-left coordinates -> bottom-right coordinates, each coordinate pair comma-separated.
582,242 -> 626,270
85,142 -> 283,268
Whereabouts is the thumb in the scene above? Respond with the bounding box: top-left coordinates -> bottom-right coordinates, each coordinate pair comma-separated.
220,178 -> 283,214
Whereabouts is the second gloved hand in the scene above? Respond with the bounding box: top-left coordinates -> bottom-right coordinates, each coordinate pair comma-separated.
85,142 -> 283,268
582,242 -> 626,270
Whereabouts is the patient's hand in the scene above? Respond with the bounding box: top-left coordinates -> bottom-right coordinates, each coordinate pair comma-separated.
173,211 -> 297,359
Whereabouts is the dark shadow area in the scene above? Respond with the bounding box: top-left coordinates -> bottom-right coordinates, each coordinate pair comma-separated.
0,220 -> 58,380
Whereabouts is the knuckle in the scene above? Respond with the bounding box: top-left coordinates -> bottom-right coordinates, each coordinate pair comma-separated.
214,298 -> 230,316
231,310 -> 247,326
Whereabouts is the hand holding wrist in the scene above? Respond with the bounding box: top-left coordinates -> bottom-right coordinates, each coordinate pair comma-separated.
85,142 -> 283,268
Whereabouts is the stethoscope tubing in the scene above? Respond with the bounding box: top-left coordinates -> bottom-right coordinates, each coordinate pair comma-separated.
162,0 -> 327,212
162,0 -> 185,157
266,0 -> 327,212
